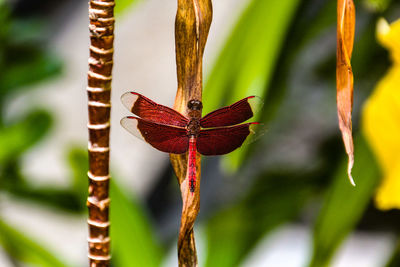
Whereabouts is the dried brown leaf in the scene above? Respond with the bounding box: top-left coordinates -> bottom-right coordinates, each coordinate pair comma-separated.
337,0 -> 355,185
171,0 -> 212,266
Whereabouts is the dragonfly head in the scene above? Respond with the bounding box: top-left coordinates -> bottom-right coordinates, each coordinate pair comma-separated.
188,100 -> 202,111
188,99 -> 202,120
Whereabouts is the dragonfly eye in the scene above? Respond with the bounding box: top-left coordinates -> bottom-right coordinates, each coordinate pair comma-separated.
188,100 -> 203,111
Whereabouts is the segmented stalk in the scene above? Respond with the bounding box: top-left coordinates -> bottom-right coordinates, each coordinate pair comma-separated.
86,0 -> 115,266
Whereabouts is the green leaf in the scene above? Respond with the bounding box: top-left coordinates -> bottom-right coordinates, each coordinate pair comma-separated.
308,134 -> 381,267
0,109 -> 52,163
0,219 -> 72,267
110,179 -> 163,267
1,185 -> 85,213
203,0 -> 301,171
115,0 -> 142,15
0,1 -> 8,24
1,147 -> 85,213
0,1 -> 62,98
8,18 -> 47,45
63,148 -> 163,265
385,238 -> 400,267
67,147 -> 89,204
205,173 -> 314,267
363,0 -> 393,12
0,53 -> 62,95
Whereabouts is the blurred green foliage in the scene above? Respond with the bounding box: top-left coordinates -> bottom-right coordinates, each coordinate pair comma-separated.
115,0 -> 141,15
204,0 -> 301,171
386,239 -> 400,267
0,4 -> 61,101
309,135 -> 381,267
0,1 -> 75,265
68,149 -> 163,267
0,0 -> 399,266
0,0 -> 165,265
0,0 -> 80,213
205,172 -> 316,267
0,110 -> 52,163
0,219 -> 72,267
202,0 -> 398,266
363,0 -> 393,12
111,179 -> 163,267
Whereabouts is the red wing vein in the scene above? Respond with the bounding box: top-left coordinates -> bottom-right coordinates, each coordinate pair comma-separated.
197,123 -> 258,155
200,96 -> 262,128
121,116 -> 189,154
121,92 -> 189,127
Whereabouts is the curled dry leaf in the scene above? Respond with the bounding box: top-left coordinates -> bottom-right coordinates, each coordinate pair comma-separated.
337,0 -> 356,186
171,0 -> 212,266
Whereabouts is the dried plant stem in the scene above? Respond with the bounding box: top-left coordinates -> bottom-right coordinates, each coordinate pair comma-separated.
86,0 -> 115,266
170,0 -> 212,266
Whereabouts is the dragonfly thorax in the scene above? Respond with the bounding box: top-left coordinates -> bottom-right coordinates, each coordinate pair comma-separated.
187,118 -> 201,136
187,99 -> 202,136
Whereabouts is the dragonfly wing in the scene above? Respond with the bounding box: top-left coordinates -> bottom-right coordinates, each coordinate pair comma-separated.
121,92 -> 189,127
200,96 -> 262,128
121,116 -> 189,154
197,123 -> 259,155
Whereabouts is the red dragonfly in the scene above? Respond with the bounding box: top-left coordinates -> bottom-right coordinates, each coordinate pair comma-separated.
121,92 -> 262,193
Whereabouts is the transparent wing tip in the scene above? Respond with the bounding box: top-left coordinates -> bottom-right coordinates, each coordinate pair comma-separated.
248,96 -> 264,116
121,91 -> 139,111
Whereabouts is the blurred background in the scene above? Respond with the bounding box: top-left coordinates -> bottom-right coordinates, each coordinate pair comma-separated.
1,0 -> 400,266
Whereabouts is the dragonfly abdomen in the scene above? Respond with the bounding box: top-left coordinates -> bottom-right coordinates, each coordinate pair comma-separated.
188,137 -> 197,193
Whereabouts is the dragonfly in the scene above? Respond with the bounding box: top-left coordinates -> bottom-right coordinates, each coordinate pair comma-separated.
121,92 -> 262,193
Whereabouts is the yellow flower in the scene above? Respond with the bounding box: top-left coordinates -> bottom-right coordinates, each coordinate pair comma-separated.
362,18 -> 400,210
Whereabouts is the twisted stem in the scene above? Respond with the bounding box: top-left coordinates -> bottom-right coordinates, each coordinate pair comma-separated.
170,0 -> 212,266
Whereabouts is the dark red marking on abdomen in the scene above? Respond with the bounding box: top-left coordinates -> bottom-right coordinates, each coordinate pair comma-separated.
188,137 -> 197,193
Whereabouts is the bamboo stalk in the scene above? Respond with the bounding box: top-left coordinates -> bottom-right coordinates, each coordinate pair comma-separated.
170,0 -> 212,266
86,0 -> 115,266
